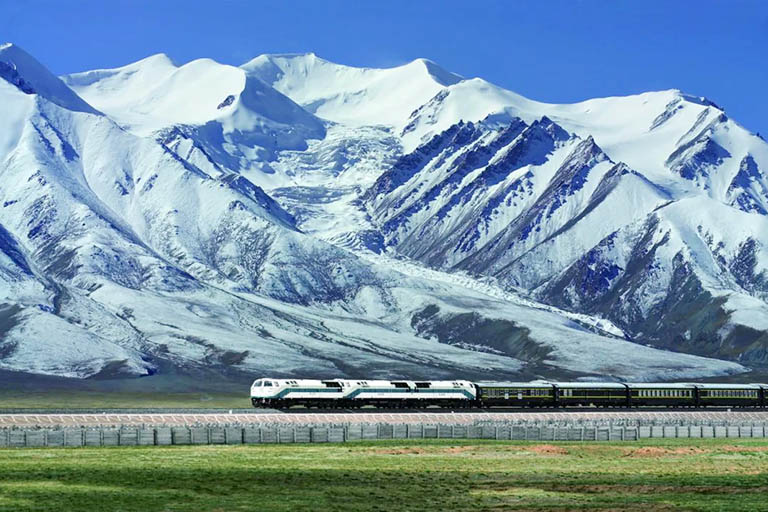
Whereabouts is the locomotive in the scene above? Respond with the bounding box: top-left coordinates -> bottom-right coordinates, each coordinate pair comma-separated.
250,378 -> 768,409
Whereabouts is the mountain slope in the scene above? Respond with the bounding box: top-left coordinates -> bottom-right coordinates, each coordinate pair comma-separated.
361,105 -> 768,364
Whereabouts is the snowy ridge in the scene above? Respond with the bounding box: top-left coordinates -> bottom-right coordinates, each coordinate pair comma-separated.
243,53 -> 462,131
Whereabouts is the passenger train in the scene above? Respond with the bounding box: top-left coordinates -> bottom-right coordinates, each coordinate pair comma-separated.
250,378 -> 768,409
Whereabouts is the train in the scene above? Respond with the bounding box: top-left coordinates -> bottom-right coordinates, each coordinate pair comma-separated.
250,378 -> 768,409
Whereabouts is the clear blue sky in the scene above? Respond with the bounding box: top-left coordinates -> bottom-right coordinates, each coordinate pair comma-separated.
2,0 -> 767,135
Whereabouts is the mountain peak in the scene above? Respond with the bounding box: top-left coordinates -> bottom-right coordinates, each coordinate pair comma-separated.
408,57 -> 462,87
123,52 -> 176,69
0,42 -> 98,114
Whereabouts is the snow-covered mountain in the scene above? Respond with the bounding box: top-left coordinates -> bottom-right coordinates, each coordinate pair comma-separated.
0,44 -> 764,385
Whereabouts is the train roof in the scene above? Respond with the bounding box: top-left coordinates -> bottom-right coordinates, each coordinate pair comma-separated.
625,383 -> 697,389
693,383 -> 764,389
475,381 -> 554,388
550,382 -> 627,389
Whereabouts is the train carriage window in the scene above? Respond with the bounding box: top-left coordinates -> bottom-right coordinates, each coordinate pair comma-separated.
393,382 -> 410,389
415,382 -> 431,389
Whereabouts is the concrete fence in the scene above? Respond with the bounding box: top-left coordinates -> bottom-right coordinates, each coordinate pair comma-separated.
2,422 -> 768,448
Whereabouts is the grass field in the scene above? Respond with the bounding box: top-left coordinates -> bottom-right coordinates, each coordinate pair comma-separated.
0,390 -> 249,409
0,439 -> 767,511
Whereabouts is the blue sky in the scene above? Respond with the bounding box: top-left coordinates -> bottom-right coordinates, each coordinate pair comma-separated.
2,0 -> 767,135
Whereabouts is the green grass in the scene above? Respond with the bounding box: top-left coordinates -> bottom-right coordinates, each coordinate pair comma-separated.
1,438 -> 767,511
0,390 -> 249,409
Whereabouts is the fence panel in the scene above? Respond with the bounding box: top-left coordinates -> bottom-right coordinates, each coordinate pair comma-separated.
26,431 -> 45,447
408,425 -> 424,439
362,425 -> 377,440
278,427 -> 294,444
347,425 -> 363,441
84,430 -> 102,447
226,428 -> 243,445
9,430 -> 25,448
47,430 -> 64,447
294,427 -> 311,443
190,428 -> 209,445
120,429 -> 138,446
103,429 -> 119,447
156,428 -> 172,446
311,427 -> 328,443
209,428 -> 226,445
329,428 -> 345,443
260,428 -> 278,443
526,427 -> 541,441
138,429 -> 155,446
243,428 -> 261,444
172,428 -> 191,445
65,429 -> 83,447
379,424 -> 394,439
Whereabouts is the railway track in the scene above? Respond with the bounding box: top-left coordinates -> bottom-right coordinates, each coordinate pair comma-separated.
2,409 -> 768,427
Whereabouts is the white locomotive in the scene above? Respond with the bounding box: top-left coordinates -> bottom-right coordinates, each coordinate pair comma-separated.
250,378 -> 476,408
